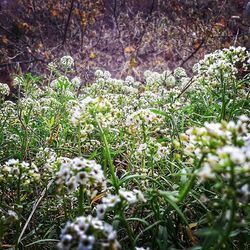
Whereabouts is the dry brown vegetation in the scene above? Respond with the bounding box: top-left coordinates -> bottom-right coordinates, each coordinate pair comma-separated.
0,0 -> 249,81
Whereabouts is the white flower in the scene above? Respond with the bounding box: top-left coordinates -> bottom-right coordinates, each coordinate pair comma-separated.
47,62 -> 57,70
217,146 -> 246,165
102,194 -> 121,207
91,218 -> 104,230
60,55 -> 74,69
71,76 -> 81,87
204,122 -> 224,137
174,67 -> 187,78
197,163 -> 215,182
66,178 -> 77,192
55,157 -> 106,195
60,234 -> 73,249
107,230 -> 117,241
125,76 -> 135,86
0,83 -> 10,96
8,210 -> 18,220
103,71 -> 111,79
6,159 -> 19,166
134,189 -> 146,202
137,143 -> 148,154
166,75 -> 176,86
95,204 -> 107,219
94,69 -> 104,78
59,215 -> 119,249
72,158 -> 88,170
76,171 -> 88,185
239,115 -> 249,122
154,146 -> 169,161
119,189 -> 137,204
78,235 -> 95,250
240,184 -> 250,196
75,216 -> 91,232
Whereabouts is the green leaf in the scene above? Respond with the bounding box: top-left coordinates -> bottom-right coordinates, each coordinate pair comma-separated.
158,190 -> 188,225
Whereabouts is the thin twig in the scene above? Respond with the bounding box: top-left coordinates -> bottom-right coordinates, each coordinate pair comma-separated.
233,28 -> 239,46
17,179 -> 54,245
175,77 -> 194,101
62,0 -> 75,45
0,59 -> 45,69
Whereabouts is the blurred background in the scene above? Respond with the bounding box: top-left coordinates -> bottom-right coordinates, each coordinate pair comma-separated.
0,0 -> 249,83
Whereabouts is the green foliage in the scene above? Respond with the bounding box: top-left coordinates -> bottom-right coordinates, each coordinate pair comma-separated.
0,47 -> 250,249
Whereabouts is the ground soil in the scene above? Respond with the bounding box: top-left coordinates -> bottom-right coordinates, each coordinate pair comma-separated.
0,0 -> 249,84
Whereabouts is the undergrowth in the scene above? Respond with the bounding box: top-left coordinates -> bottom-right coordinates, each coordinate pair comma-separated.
0,47 -> 250,250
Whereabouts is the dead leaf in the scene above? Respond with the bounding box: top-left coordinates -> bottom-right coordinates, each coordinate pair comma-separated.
51,10 -> 59,17
129,58 -> 137,68
0,35 -> 8,45
214,16 -> 226,29
186,222 -> 199,245
89,52 -> 97,59
124,46 -> 135,53
19,22 -> 30,30
82,13 -> 88,27
90,192 -> 106,205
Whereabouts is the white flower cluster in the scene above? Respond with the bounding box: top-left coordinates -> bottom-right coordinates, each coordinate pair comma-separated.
13,76 -> 24,86
174,67 -> 187,79
94,69 -> 111,80
180,116 -> 250,196
60,55 -> 74,69
92,69 -> 139,95
94,189 -> 146,220
71,96 -> 118,139
71,76 -> 81,88
119,188 -> 146,204
55,157 -> 106,197
58,215 -> 120,250
173,67 -> 191,87
35,147 -> 57,176
134,141 -> 169,162
0,159 -> 40,184
48,61 -> 57,71
125,109 -> 164,135
67,69 -> 186,174
144,70 -> 176,88
124,75 -> 141,88
0,83 -> 10,97
50,76 -> 72,90
0,209 -> 18,231
193,46 -> 250,86
138,91 -> 162,107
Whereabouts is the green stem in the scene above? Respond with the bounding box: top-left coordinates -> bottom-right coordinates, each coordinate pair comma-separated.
96,121 -> 119,193
220,70 -> 226,121
142,122 -> 147,143
63,191 -> 68,220
15,169 -> 22,249
119,207 -> 135,248
78,185 -> 84,216
228,78 -> 237,119
213,163 -> 236,249
178,155 -> 205,203
141,122 -> 147,176
77,123 -> 82,156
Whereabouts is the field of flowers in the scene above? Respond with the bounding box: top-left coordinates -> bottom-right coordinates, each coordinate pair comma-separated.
0,46 -> 250,249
